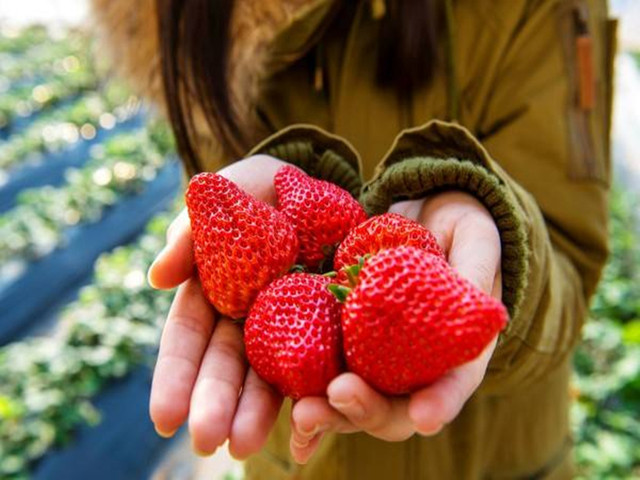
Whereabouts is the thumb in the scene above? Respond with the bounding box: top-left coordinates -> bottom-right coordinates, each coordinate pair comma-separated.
148,209 -> 194,289
447,217 -> 501,297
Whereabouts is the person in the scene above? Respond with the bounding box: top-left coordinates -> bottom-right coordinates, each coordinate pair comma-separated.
92,0 -> 616,478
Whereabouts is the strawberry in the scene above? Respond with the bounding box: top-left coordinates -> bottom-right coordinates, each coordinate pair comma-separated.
337,246 -> 507,394
186,173 -> 298,319
333,213 -> 444,274
244,273 -> 343,399
274,165 -> 367,271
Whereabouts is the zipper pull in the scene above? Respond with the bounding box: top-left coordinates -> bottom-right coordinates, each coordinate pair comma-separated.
573,5 -> 595,111
314,64 -> 324,92
314,44 -> 324,93
371,0 -> 386,20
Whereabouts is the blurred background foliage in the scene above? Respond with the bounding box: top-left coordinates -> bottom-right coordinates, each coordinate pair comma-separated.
0,3 -> 639,479
572,183 -> 640,479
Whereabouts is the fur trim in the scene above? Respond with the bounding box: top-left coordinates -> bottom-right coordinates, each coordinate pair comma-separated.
90,0 -> 324,162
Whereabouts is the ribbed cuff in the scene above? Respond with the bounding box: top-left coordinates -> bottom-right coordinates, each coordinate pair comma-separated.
248,124 -> 363,198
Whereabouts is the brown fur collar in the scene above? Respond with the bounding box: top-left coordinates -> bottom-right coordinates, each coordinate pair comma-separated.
90,0 -> 328,159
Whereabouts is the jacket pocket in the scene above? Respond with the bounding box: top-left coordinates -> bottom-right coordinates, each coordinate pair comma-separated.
559,0 -> 613,184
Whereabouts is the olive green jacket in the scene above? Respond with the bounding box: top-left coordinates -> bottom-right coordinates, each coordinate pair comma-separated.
93,0 -> 616,478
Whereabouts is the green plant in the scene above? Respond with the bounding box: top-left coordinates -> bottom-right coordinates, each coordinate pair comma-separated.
0,31 -> 90,87
573,320 -> 640,479
590,185 -> 640,323
0,25 -> 50,54
572,181 -> 640,479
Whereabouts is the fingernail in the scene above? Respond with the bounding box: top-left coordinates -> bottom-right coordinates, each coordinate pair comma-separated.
329,398 -> 365,420
292,435 -> 310,449
154,425 -> 177,438
416,423 -> 444,437
147,246 -> 169,288
147,266 -> 158,289
300,422 -> 330,438
297,422 -> 319,437
191,441 -> 216,457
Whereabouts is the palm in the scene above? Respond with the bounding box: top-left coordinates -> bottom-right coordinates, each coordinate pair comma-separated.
289,194 -> 503,463
147,159 -> 503,463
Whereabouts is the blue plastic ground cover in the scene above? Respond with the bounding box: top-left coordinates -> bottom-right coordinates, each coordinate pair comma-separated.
24,270 -> 94,339
33,366 -> 179,480
0,92 -> 87,137
0,160 -> 181,345
0,114 -> 146,212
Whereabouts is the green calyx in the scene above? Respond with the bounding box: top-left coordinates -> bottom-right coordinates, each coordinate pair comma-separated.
344,255 -> 370,287
328,283 -> 352,303
326,255 -> 371,302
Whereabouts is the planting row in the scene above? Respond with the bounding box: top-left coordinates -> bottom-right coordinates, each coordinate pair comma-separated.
0,58 -> 96,132
0,83 -> 139,173
0,123 -> 174,276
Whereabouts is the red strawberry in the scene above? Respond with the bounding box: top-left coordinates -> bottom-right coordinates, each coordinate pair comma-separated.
334,213 -> 444,274
244,273 -> 343,399
274,165 -> 367,271
338,246 -> 507,395
186,173 -> 298,319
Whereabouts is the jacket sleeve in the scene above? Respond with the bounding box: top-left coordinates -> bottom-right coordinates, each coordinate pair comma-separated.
247,124 -> 364,198
360,0 -> 612,393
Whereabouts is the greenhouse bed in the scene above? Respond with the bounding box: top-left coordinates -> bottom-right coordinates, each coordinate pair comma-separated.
0,160 -> 181,345
32,366 -> 177,480
0,114 -> 145,212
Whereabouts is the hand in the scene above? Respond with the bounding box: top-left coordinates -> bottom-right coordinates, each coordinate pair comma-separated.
147,155 -> 289,458
289,191 -> 503,464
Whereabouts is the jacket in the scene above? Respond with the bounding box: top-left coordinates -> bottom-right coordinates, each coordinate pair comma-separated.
91,0 -> 616,477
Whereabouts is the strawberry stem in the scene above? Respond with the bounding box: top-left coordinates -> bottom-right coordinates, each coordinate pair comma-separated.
327,284 -> 352,303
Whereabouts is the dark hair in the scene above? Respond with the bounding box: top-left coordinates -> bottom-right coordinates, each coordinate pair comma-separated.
156,0 -> 442,175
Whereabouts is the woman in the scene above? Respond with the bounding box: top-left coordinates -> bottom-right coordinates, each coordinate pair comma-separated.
92,0 -> 615,478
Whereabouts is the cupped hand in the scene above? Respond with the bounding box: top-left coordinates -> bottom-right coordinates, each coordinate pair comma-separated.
147,155 -> 289,458
290,191 -> 503,464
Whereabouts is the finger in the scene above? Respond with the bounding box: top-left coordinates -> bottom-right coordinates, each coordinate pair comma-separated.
408,336 -> 498,434
148,209 -> 194,289
228,369 -> 283,460
327,373 -> 414,441
290,397 -> 356,464
150,278 -> 215,436
189,318 -> 247,455
388,199 -> 424,223
218,155 -> 283,206
448,216 -> 501,294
